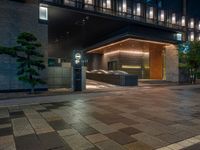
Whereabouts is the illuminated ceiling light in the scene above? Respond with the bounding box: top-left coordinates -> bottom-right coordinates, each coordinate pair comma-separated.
181,16 -> 185,26
160,10 -> 165,21
104,50 -> 149,56
149,7 -> 154,19
122,65 -> 141,69
39,4 -> 48,21
136,3 -> 141,16
172,13 -> 176,24
106,0 -> 111,9
189,18 -> 194,28
122,0 -> 127,12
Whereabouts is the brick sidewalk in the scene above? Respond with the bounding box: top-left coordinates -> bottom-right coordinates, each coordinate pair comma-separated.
0,86 -> 200,150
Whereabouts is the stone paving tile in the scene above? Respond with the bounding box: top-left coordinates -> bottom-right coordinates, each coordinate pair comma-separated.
61,133 -> 95,150
41,111 -> 62,122
105,131 -> 137,145
12,117 -> 34,137
89,122 -> 116,134
182,143 -> 200,150
49,119 -> 71,131
9,111 -> 25,119
95,139 -> 126,150
76,126 -> 100,136
119,127 -> 142,136
0,123 -> 11,129
85,133 -> 108,144
38,132 -> 69,150
24,109 -> 54,134
124,141 -> 154,150
0,108 -> 9,119
108,123 -> 128,130
15,134 -> 43,150
131,123 -> 165,136
0,135 -> 16,150
0,117 -> 10,125
0,127 -> 12,136
57,128 -> 79,137
156,133 -> 184,144
132,133 -> 169,149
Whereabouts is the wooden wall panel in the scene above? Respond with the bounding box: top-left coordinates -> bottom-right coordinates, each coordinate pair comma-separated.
149,45 -> 163,79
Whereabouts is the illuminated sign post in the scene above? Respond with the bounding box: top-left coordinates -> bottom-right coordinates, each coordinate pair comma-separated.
72,50 -> 83,91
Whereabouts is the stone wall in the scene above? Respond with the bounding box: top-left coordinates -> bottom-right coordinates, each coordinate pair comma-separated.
165,44 -> 179,82
0,0 -> 48,92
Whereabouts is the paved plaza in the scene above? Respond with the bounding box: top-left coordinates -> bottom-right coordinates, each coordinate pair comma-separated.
0,84 -> 200,150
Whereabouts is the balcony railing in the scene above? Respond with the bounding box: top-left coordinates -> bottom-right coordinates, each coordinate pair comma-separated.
40,0 -> 200,41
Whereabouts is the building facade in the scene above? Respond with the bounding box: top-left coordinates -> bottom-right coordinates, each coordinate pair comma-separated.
0,0 -> 199,91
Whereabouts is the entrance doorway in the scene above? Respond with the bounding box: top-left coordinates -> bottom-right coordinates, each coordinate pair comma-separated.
87,38 -> 169,80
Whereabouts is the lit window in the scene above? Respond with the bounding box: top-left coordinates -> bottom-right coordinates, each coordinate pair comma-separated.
198,34 -> 200,41
39,5 -> 48,21
122,0 -> 127,12
136,3 -> 141,16
181,16 -> 185,26
198,21 -> 200,30
160,10 -> 165,21
85,0 -> 93,4
189,18 -> 194,28
172,13 -> 176,24
189,32 -> 194,41
149,7 -> 154,19
106,0 -> 111,9
176,33 -> 182,41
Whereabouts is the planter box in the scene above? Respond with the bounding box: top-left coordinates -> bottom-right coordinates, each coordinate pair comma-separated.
86,73 -> 138,86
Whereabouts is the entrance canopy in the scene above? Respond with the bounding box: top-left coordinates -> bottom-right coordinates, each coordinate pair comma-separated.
87,38 -> 174,80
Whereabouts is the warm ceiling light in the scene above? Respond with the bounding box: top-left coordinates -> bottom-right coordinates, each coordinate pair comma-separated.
104,50 -> 149,56
87,38 -> 170,53
122,65 -> 141,69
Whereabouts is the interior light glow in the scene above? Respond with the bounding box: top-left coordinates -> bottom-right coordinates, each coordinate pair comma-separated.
189,18 -> 194,28
39,5 -> 48,21
160,10 -> 165,21
198,21 -> 200,30
122,65 -> 141,69
189,32 -> 194,41
176,33 -> 182,41
172,13 -> 176,24
104,50 -> 149,56
106,0 -> 111,9
122,0 -> 127,12
85,0 -> 93,4
136,3 -> 141,16
149,7 -> 154,19
181,16 -> 185,26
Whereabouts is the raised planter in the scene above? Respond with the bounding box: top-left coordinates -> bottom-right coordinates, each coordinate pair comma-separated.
86,73 -> 138,86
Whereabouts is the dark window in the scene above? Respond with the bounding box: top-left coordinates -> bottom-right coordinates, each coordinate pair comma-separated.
108,61 -> 118,70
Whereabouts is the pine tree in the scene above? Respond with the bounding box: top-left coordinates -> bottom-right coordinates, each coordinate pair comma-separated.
15,32 -> 46,93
